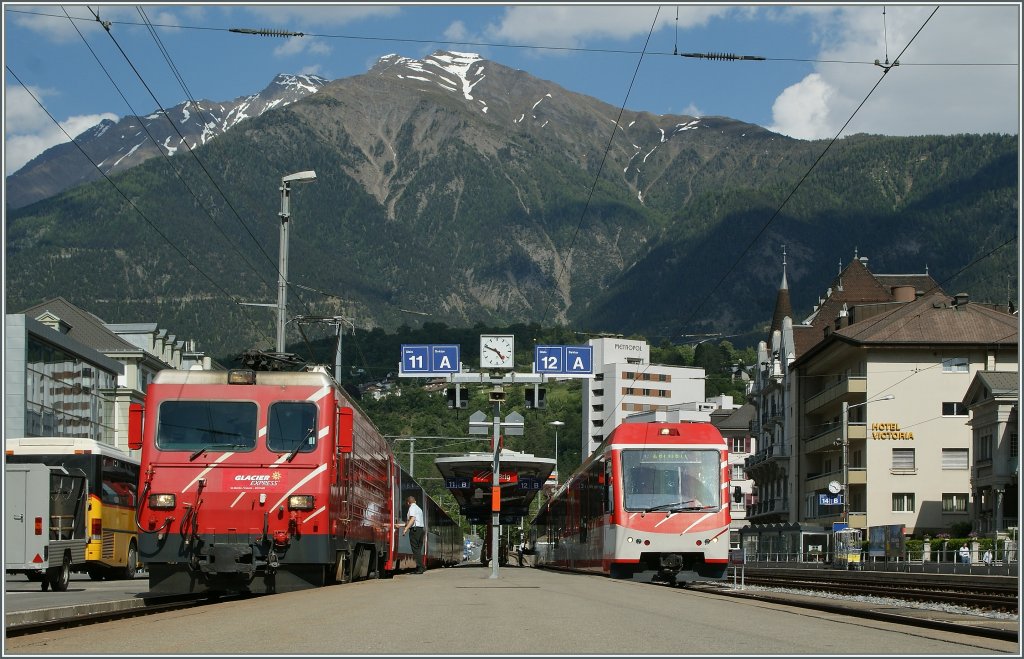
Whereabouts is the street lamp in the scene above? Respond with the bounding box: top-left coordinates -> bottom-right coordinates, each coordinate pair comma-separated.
549,421 -> 565,485
842,394 -> 895,525
276,170 -> 317,353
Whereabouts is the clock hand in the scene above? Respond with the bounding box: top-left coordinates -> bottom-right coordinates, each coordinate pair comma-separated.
486,345 -> 506,359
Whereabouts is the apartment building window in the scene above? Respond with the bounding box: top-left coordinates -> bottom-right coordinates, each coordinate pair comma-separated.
976,434 -> 993,461
892,493 -> 915,512
941,357 -> 969,373
731,437 -> 751,454
891,448 -> 916,471
731,464 -> 745,480
1011,433 -> 1018,458
592,388 -> 604,397
942,448 -> 969,469
942,402 -> 967,416
942,493 -> 969,513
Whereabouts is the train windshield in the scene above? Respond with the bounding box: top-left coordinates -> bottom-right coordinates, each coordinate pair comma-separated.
621,449 -> 720,512
156,401 -> 257,452
267,402 -> 319,456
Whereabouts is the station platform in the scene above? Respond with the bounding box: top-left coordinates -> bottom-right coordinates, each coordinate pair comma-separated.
4,564 -> 1018,654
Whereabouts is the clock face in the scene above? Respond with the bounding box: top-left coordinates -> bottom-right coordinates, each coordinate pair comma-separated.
480,335 -> 514,369
828,480 -> 843,495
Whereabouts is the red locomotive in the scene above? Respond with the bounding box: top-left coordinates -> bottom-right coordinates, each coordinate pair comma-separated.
129,366 -> 461,594
531,421 -> 730,585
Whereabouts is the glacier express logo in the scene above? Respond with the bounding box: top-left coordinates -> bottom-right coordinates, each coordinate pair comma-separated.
235,474 -> 271,482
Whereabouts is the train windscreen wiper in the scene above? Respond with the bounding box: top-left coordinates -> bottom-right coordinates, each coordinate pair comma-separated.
190,443 -> 247,461
645,499 -> 703,512
285,428 -> 315,463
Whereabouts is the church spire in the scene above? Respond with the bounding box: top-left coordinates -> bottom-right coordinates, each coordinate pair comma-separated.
770,244 -> 793,335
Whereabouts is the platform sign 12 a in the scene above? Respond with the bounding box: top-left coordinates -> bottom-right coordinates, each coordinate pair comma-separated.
534,345 -> 592,375
400,344 -> 460,374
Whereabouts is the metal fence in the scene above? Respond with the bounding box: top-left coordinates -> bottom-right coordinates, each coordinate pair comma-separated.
738,547 -> 1019,576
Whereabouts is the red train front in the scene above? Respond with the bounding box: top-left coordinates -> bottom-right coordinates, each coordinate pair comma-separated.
532,422 -> 730,585
130,367 -> 396,594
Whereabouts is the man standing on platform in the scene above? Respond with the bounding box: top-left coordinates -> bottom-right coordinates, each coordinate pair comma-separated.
403,495 -> 426,573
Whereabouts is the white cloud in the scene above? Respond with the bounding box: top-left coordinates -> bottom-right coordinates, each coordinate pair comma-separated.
680,103 -> 704,119
484,5 -> 732,49
273,36 -> 332,58
770,5 -> 1019,138
767,74 -> 834,139
4,84 -> 117,175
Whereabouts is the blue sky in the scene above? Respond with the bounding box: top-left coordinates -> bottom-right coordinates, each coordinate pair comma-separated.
4,3 -> 1021,175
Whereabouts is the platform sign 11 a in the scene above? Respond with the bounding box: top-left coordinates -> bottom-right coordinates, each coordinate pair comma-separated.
400,344 -> 460,374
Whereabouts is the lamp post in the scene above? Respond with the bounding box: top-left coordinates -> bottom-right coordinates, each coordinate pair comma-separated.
276,170 -> 317,353
548,421 -> 565,485
391,437 -> 416,476
842,394 -> 895,525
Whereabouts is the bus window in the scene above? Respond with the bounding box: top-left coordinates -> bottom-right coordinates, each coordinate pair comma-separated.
156,401 -> 257,451
267,402 -> 318,453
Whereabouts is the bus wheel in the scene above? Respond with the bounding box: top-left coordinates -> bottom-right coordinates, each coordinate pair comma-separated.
46,552 -> 71,592
120,542 -> 138,580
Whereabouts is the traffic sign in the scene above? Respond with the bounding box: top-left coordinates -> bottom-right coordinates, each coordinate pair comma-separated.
564,346 -> 592,374
533,345 -> 592,375
399,344 -> 460,374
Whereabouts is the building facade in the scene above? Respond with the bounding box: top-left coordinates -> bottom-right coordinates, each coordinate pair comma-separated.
963,370 -> 1019,535
581,337 -> 705,457
7,297 -> 217,456
746,254 -> 1018,538
4,314 -> 123,443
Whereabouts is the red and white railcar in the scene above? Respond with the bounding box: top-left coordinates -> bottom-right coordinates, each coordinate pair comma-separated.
531,422 -> 730,585
129,366 -> 459,595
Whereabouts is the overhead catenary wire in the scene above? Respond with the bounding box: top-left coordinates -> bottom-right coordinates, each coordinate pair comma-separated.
55,7 -> 278,301
664,7 -> 943,343
6,7 -> 1015,67
85,6 -> 321,327
5,65 -> 276,349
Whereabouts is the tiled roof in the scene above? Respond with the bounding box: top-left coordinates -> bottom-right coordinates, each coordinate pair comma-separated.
19,297 -> 139,353
713,403 -> 756,431
874,274 -> 944,297
975,370 -> 1019,394
836,291 -> 1018,345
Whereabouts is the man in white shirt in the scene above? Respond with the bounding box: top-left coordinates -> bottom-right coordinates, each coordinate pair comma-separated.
403,495 -> 426,574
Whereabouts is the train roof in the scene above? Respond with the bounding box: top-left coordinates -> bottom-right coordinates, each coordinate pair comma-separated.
605,421 -> 726,446
152,368 -> 335,388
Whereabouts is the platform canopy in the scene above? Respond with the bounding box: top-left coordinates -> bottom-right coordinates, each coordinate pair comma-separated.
435,450 -> 555,524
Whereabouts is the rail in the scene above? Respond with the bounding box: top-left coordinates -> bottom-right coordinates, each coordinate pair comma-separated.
735,549 -> 1019,576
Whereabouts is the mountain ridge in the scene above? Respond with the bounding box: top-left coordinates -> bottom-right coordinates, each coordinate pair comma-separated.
5,51 -> 1017,358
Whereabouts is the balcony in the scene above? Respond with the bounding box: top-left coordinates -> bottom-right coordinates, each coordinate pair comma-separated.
804,376 -> 866,414
804,422 -> 867,455
744,444 -> 791,472
747,497 -> 790,520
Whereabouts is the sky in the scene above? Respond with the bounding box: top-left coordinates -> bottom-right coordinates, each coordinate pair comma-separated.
3,2 -> 1021,176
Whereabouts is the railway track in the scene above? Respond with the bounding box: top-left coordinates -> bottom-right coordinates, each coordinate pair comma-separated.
730,573 -> 1019,613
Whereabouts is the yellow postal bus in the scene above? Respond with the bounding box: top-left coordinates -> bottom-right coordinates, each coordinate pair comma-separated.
6,436 -> 141,580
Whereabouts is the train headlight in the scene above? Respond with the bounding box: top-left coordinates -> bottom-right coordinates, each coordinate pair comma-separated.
149,493 -> 176,509
288,495 -> 314,511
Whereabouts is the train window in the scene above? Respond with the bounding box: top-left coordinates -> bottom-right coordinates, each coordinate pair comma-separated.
267,402 -> 318,454
156,400 -> 258,451
620,449 -> 720,512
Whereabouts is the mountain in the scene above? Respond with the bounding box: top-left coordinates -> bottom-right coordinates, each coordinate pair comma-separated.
5,74 -> 328,209
4,51 -> 1018,360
